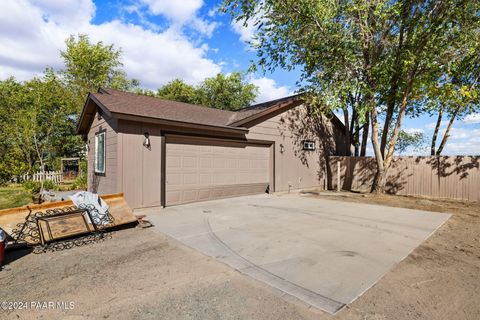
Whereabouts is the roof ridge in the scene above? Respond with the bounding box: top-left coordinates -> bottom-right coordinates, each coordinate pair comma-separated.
234,93 -> 304,112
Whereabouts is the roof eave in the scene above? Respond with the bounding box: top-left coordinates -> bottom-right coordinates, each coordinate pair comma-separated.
76,94 -> 114,139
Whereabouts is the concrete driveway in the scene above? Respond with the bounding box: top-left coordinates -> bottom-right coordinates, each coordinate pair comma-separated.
145,194 -> 450,314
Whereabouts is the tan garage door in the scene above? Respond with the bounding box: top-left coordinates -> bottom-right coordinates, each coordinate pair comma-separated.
166,138 -> 270,206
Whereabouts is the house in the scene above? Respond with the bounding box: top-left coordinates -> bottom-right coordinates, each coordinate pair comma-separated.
77,88 -> 347,209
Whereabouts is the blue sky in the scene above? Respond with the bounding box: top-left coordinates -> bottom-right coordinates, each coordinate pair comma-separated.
0,0 -> 478,155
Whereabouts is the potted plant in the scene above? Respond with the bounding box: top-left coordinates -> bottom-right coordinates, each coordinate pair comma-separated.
31,182 -> 43,204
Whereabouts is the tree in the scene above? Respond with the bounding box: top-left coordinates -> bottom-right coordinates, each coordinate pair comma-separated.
0,78 -> 29,182
157,79 -> 197,104
223,0 -> 480,192
427,36 -> 480,155
154,73 -> 258,111
61,34 -> 139,110
196,72 -> 258,110
381,129 -> 426,154
0,69 -> 81,182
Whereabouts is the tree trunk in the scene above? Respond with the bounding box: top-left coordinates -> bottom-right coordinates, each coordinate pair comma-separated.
380,99 -> 395,158
343,108 -> 351,156
354,116 -> 360,156
372,167 -> 386,193
360,111 -> 369,156
436,106 -> 460,155
383,69 -> 416,171
380,12 -> 407,158
370,104 -> 385,193
431,104 -> 444,155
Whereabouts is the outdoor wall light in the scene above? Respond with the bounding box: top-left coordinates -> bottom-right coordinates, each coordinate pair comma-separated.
280,144 -> 285,154
143,132 -> 151,150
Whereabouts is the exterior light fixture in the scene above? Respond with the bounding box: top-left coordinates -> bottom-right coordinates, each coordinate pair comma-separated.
280,144 -> 285,154
143,132 -> 151,149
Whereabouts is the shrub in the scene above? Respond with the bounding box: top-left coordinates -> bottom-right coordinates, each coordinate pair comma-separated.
71,160 -> 87,190
71,174 -> 87,190
42,179 -> 55,190
23,180 -> 41,194
23,179 -> 56,194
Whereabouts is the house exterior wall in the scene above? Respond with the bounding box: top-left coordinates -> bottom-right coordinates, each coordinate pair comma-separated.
87,112 -> 120,195
246,105 -> 346,192
116,120 -> 163,209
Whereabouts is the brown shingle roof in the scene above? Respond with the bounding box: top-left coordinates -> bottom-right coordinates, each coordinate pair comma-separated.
92,88 -> 236,127
78,88 -> 348,143
86,88 -> 304,130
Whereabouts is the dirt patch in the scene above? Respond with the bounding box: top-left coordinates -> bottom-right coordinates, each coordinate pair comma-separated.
0,192 -> 479,320
0,228 -> 321,320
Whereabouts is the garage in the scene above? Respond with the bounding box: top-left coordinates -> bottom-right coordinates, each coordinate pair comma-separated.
165,136 -> 272,206
78,88 -> 347,209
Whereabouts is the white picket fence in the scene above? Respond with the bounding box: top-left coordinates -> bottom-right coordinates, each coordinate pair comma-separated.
22,171 -> 64,184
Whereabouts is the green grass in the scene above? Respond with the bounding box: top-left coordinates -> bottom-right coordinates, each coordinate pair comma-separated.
0,185 -> 32,210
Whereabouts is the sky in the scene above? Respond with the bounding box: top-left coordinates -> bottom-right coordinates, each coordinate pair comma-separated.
0,0 -> 478,155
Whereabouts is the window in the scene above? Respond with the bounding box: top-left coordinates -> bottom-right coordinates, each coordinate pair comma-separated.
95,131 -> 106,174
303,140 -> 316,151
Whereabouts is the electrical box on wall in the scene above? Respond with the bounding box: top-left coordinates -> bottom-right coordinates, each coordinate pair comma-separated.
303,140 -> 315,150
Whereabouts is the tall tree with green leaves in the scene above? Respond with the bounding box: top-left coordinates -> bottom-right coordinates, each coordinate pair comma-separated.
61,34 -> 139,110
0,69 -> 81,182
155,72 -> 258,111
157,79 -> 198,104
196,72 -> 258,110
426,36 -> 480,156
223,0 -> 480,192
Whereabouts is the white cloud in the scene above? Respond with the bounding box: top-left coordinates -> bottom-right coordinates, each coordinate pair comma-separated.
231,18 -> 257,43
434,127 -> 480,155
463,113 -> 480,125
140,0 -> 203,23
442,140 -> 480,155
137,0 -> 218,37
425,120 -> 450,130
250,77 -> 292,103
230,9 -> 265,44
403,128 -> 425,134
0,0 -> 221,88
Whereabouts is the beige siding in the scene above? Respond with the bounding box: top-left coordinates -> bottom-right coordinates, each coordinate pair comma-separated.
117,120 -> 162,209
246,105 -> 345,192
329,156 -> 480,202
166,139 -> 270,206
87,113 -> 119,195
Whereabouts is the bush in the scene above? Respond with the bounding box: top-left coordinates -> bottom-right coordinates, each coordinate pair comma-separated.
71,173 -> 87,190
43,179 -> 55,190
71,160 -> 87,190
23,179 -> 56,194
23,180 -> 41,194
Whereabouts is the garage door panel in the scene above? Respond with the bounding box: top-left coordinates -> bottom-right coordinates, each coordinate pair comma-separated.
166,140 -> 270,206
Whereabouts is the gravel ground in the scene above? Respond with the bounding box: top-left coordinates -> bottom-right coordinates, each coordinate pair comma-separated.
0,193 -> 479,320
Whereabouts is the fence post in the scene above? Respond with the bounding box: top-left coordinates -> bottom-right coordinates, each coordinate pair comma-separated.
337,160 -> 341,192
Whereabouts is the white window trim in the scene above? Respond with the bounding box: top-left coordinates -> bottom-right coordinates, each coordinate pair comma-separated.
94,131 -> 106,174
303,140 -> 316,150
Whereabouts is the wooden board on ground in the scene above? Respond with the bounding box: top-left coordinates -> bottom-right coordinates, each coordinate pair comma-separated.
0,193 -> 137,245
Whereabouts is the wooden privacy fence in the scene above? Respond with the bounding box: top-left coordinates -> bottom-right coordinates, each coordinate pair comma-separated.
328,156 -> 480,202
22,171 -> 64,184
